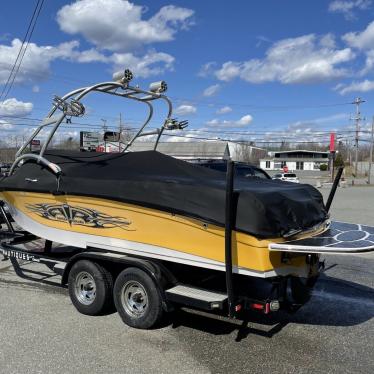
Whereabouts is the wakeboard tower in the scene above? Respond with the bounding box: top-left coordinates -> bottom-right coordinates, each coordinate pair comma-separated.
0,69 -> 373,327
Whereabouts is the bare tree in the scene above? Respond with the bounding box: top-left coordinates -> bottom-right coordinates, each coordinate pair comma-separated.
55,136 -> 80,150
233,143 -> 266,165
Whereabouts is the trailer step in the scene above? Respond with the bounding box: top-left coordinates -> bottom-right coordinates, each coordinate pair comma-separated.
53,262 -> 66,275
165,285 -> 227,310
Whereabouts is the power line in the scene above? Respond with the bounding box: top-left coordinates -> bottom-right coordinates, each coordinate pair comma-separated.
2,110 -> 374,150
178,127 -> 364,135
0,61 -> 91,87
0,114 -> 371,132
0,0 -> 44,100
170,95 -> 353,111
160,132 -> 346,144
3,0 -> 44,100
0,1 -> 42,100
0,57 -> 357,115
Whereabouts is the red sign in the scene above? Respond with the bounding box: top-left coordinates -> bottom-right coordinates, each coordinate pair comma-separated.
283,165 -> 289,173
330,133 -> 335,152
96,146 -> 105,152
30,139 -> 41,151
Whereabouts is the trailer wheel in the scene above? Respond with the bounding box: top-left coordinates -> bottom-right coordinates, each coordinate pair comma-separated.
113,267 -> 164,329
68,260 -> 113,316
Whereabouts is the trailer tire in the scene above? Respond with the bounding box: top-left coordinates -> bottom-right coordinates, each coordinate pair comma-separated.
68,260 -> 114,316
113,267 -> 164,329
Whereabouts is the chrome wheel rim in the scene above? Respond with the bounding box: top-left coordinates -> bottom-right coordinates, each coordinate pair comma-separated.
121,281 -> 148,318
74,272 -> 96,305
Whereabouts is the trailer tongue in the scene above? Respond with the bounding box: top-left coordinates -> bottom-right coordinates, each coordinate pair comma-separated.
269,221 -> 374,254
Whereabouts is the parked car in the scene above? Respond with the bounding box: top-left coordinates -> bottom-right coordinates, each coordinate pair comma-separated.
272,173 -> 300,183
0,163 -> 11,177
194,160 -> 271,179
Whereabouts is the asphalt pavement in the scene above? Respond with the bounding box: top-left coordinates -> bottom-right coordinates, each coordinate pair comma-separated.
0,185 -> 373,374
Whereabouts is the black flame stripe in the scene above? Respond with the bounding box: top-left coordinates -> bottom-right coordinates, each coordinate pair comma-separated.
26,203 -> 132,230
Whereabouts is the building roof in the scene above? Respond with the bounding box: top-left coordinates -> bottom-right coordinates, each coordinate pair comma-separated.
129,141 -> 229,159
272,150 -> 329,155
260,157 -> 328,162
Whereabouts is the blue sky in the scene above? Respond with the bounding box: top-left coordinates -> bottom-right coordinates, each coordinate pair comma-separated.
1,0 -> 374,145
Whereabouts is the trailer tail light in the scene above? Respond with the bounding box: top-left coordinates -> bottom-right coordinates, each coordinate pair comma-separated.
251,303 -> 265,311
235,304 -> 242,312
250,300 -> 280,314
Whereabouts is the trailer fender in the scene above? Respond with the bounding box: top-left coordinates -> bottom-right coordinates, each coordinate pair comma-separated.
62,251 -> 175,284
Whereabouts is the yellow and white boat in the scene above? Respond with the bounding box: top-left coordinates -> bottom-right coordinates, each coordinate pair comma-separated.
0,189 -> 329,279
1,69 -> 373,326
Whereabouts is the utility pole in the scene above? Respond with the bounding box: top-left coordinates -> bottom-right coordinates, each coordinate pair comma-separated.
368,117 -> 374,185
101,119 -> 107,152
351,97 -> 365,177
118,113 -> 123,152
345,139 -> 350,162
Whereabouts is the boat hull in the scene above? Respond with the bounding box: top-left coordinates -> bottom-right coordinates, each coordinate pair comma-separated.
0,191 -> 321,278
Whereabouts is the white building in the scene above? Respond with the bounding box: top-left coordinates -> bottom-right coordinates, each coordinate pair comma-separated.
121,141 -> 267,162
129,141 -> 230,160
80,131 -> 267,162
260,150 -> 329,171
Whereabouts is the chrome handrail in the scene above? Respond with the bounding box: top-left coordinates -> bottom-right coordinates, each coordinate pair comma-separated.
9,69 -> 187,176
9,154 -> 62,176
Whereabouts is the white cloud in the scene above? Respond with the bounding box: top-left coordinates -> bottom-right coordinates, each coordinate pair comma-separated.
252,113 -> 349,143
287,113 -> 348,130
0,38 -> 176,86
174,104 -> 197,115
74,48 -> 108,63
215,34 -> 355,84
237,115 -> 253,126
334,79 -> 374,94
255,35 -> 272,48
216,106 -> 232,114
110,50 -> 174,77
57,0 -> 194,52
0,39 -> 81,84
0,119 -> 13,130
360,49 -> 374,74
206,114 -> 253,128
32,85 -> 40,93
198,61 -> 216,77
328,0 -> 371,20
215,62 -> 242,82
165,133 -> 200,142
0,1 -> 195,87
0,33 -> 11,42
341,21 -> 374,75
320,33 -> 337,49
343,20 -> 374,49
0,98 -> 33,117
203,84 -> 221,97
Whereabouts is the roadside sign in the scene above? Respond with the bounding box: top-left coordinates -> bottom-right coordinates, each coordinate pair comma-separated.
80,131 -> 101,151
330,133 -> 335,152
30,139 -> 41,152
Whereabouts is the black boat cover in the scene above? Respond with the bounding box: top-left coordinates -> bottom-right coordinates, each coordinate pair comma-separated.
0,150 -> 327,238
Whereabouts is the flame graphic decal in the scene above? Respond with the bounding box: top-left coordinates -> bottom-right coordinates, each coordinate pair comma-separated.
27,203 -> 133,230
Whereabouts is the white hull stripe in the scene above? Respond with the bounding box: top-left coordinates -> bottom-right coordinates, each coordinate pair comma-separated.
6,203 -> 309,278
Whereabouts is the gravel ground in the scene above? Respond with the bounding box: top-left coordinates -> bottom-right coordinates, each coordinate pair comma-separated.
0,186 -> 373,374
